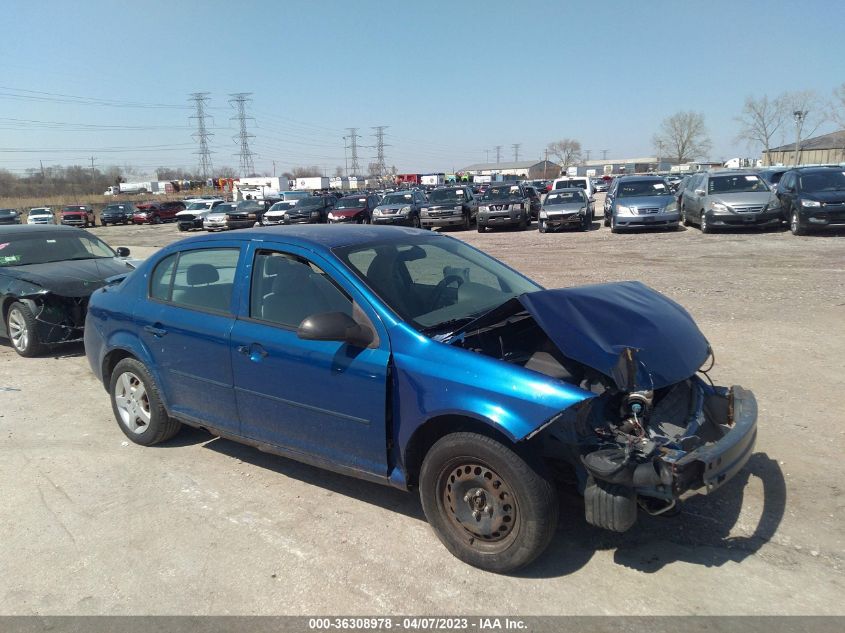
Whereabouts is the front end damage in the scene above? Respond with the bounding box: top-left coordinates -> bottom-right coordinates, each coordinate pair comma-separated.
19,292 -> 89,344
449,281 -> 758,533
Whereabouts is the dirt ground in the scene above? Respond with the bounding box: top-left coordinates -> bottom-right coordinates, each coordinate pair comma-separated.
1,206 -> 844,615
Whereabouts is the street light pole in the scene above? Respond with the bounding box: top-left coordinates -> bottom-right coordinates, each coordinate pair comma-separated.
792,110 -> 807,167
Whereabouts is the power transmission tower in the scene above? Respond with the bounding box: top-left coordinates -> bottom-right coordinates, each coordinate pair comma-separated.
494,145 -> 502,164
347,128 -> 361,176
601,149 -> 609,160
512,143 -> 521,162
189,92 -> 214,180
584,149 -> 591,161
229,93 -> 255,177
372,126 -> 389,178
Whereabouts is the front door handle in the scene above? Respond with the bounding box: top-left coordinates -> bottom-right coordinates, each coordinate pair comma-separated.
144,324 -> 167,337
238,343 -> 268,362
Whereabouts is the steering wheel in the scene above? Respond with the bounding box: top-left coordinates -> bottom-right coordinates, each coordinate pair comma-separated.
429,274 -> 465,311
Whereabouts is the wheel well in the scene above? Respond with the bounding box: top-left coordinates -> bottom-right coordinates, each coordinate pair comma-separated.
403,415 -> 516,488
102,349 -> 136,389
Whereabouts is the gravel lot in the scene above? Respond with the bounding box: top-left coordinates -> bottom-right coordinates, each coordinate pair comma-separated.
2,207 -> 844,615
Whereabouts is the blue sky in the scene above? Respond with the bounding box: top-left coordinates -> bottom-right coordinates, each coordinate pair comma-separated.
1,0 -> 843,177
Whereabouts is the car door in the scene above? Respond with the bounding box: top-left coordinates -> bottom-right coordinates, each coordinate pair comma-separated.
136,244 -> 243,433
777,172 -> 798,220
230,243 -> 391,476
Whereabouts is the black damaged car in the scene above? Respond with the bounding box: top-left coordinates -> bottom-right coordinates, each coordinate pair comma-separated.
0,225 -> 135,357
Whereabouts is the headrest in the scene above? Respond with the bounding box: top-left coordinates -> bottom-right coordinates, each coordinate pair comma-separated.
187,263 -> 219,286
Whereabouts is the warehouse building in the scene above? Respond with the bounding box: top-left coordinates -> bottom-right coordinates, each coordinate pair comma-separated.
460,160 -> 560,180
763,130 -> 845,166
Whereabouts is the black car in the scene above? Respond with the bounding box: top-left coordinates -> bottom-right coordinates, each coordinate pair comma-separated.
0,209 -> 22,225
419,186 -> 478,230
100,202 -> 136,226
283,195 -> 336,224
476,183 -> 533,232
757,167 -> 789,193
776,167 -> 845,235
225,200 -> 266,230
0,225 -> 134,356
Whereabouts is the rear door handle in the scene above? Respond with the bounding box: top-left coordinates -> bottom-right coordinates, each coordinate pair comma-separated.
144,325 -> 167,337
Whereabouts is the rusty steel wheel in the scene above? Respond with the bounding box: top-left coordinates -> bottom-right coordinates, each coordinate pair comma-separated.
419,432 -> 557,573
440,461 -> 519,546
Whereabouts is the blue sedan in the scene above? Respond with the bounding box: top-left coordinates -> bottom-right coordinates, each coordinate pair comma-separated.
84,225 -> 757,572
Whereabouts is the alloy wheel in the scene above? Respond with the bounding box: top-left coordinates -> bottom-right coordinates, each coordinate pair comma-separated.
113,371 -> 152,434
8,308 -> 28,352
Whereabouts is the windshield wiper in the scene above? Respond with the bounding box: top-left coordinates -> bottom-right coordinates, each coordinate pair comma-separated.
421,317 -> 476,336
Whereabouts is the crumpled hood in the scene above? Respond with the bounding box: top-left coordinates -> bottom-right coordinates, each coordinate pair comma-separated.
2,258 -> 135,297
517,281 -> 710,391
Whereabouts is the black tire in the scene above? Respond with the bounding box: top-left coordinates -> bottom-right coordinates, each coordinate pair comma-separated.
463,212 -> 471,231
610,215 -> 621,234
477,223 -> 486,233
790,209 -> 807,236
177,224 -> 186,232
419,432 -> 558,573
518,213 -> 528,231
109,358 -> 181,446
603,215 -> 610,227
152,215 -> 162,225
360,214 -> 371,225
581,215 -> 590,231
681,204 -> 691,226
5,301 -> 45,357
538,221 -> 546,233
412,214 -> 421,229
700,211 -> 712,234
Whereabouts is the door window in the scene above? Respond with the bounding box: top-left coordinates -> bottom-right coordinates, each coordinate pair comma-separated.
150,248 -> 239,313
250,250 -> 352,328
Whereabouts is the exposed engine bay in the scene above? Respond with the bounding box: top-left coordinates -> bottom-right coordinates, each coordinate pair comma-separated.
453,306 -> 756,533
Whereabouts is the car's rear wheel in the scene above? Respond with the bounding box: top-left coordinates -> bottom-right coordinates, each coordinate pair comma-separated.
419,432 -> 558,573
109,358 -> 181,446
6,302 -> 44,357
790,210 -> 807,236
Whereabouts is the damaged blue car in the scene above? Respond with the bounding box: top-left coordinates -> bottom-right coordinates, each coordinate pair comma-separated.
84,225 -> 757,573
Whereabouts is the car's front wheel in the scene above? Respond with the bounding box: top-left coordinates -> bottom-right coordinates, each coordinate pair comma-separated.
6,302 -> 44,357
790,209 -> 807,236
419,432 -> 558,573
700,212 -> 712,234
610,215 -> 621,233
109,358 -> 181,446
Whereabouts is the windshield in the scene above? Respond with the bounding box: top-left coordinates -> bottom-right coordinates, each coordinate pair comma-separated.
30,209 -> 51,214
282,192 -> 309,201
428,189 -> 465,203
103,205 -> 128,212
334,236 -> 541,333
213,204 -> 237,214
269,202 -> 296,211
381,193 -> 413,206
295,197 -> 323,209
800,170 -> 845,192
618,180 -> 670,197
336,197 -> 367,209
0,233 -> 116,267
186,202 -> 212,210
554,179 -> 587,190
481,186 -> 521,201
708,175 -> 768,194
544,191 -> 584,205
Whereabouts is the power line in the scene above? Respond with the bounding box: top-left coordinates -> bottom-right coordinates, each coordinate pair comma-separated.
346,127 -> 361,176
229,93 -> 255,177
190,93 -> 214,180
372,126 -> 389,178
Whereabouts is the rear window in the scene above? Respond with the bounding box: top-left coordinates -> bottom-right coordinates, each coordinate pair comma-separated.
554,179 -> 587,190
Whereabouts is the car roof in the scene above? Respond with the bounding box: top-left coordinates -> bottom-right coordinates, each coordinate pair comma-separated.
616,175 -> 666,181
546,188 -> 585,193
170,224 -> 440,250
789,166 -> 844,173
0,224 -> 85,238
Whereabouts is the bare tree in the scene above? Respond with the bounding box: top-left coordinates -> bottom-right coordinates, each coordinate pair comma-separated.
334,166 -> 344,177
735,95 -> 786,166
546,139 -> 581,173
217,165 -> 238,178
830,83 -> 845,128
781,90 -> 827,165
292,165 -> 322,178
653,111 -> 712,164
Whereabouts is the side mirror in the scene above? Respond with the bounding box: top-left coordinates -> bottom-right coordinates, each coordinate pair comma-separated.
694,189 -> 706,196
297,311 -> 374,348
588,196 -> 596,202
116,247 -> 131,257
